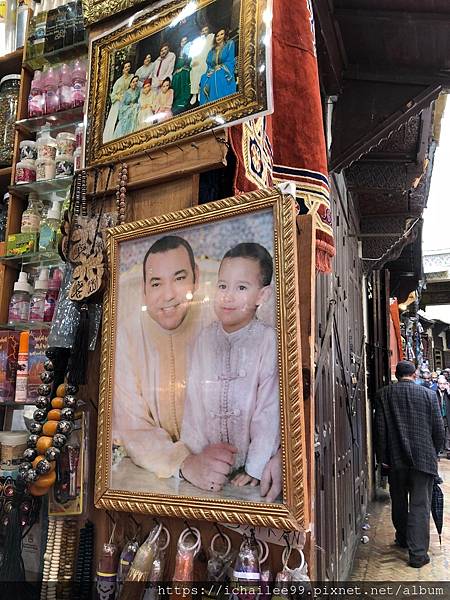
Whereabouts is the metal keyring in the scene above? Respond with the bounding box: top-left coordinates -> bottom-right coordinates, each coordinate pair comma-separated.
146,521 -> 163,546
282,546 -> 305,571
257,539 -> 269,566
179,526 -> 201,555
211,532 -> 232,557
158,526 -> 171,551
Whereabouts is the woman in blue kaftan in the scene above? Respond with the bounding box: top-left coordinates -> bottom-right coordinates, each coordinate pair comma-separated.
114,76 -> 141,138
199,29 -> 236,105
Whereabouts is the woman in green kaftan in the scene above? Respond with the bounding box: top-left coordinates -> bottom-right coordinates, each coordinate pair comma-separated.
171,36 -> 191,114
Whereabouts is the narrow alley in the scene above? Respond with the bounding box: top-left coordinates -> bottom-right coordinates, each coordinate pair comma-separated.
351,460 -> 450,581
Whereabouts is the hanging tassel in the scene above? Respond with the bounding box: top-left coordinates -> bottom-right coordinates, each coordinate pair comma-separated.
0,494 -> 25,583
68,304 -> 90,386
45,347 -> 71,396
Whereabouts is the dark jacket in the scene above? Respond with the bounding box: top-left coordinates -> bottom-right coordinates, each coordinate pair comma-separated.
435,388 -> 450,420
374,379 -> 445,476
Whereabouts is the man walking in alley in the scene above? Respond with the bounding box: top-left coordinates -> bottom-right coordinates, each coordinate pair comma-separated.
375,360 -> 444,568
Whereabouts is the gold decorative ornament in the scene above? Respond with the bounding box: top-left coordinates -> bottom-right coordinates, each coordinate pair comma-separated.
95,189 -> 308,530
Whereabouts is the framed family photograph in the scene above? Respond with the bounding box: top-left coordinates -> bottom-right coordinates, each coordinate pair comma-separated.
85,0 -> 272,166
95,189 -> 308,530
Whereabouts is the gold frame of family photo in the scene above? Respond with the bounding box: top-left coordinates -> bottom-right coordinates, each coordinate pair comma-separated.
85,0 -> 271,166
95,189 -> 308,530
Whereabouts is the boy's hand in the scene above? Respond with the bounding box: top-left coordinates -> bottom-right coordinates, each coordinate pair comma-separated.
231,472 -> 259,487
260,449 -> 282,502
180,443 -> 236,492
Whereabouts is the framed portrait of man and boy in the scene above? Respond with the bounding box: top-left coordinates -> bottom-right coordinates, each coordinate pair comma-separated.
95,189 -> 308,530
85,0 -> 272,166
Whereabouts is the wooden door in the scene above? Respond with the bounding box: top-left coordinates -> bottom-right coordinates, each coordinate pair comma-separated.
314,173 -> 368,580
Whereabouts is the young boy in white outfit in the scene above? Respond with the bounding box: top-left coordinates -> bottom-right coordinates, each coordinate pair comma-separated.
181,242 -> 280,488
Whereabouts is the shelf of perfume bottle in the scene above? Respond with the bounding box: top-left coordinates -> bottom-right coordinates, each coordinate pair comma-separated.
16,106 -> 84,135
0,250 -> 63,269
0,48 -> 24,78
0,322 -> 51,331
23,40 -> 88,71
9,176 -> 73,198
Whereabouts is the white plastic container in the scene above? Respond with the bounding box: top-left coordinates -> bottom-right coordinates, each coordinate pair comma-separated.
1,431 -> 29,466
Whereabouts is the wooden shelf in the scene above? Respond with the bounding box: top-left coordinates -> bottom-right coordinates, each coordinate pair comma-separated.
0,49 -> 23,78
0,166 -> 12,190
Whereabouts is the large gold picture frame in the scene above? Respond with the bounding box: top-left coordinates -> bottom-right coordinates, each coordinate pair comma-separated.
86,0 -> 271,166
95,189 -> 307,530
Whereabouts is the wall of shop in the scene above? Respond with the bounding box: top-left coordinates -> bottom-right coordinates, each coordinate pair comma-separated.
314,172 -> 369,580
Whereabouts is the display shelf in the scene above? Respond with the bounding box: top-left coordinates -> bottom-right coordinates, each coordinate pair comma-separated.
23,40 -> 87,70
0,250 -> 62,269
9,176 -> 72,198
16,106 -> 84,135
0,48 -> 23,78
0,402 -> 36,409
0,321 -> 51,331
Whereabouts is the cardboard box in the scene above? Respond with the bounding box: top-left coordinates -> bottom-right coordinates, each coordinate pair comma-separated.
6,232 -> 38,257
27,328 -> 49,402
0,330 -> 21,403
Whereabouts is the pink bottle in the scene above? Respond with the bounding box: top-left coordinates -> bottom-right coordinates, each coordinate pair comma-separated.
71,59 -> 86,108
28,70 -> 45,118
44,268 -> 62,322
58,64 -> 73,111
44,66 -> 61,115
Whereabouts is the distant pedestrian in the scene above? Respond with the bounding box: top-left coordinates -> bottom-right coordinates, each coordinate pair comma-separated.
436,375 -> 450,459
414,368 -> 423,385
374,360 -> 444,568
421,370 -> 437,391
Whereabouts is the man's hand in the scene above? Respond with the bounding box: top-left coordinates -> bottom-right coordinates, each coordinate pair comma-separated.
260,449 -> 282,502
231,472 -> 259,487
181,443 -> 237,492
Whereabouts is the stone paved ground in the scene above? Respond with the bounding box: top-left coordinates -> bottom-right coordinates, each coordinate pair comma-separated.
350,458 -> 450,581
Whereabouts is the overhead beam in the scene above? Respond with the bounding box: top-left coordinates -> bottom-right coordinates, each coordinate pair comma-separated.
330,84 -> 442,172
335,8 -> 450,24
345,65 -> 450,88
313,0 -> 347,95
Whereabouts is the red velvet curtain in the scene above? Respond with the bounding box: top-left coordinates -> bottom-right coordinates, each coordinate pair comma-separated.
230,0 -> 335,272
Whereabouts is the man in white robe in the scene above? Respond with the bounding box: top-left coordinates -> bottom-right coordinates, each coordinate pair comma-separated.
151,44 -> 176,90
113,236 -> 236,490
189,26 -> 214,105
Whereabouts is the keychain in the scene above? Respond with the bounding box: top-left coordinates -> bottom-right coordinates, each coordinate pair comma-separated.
257,540 -> 271,600
173,526 -> 202,582
144,526 -> 171,600
281,546 -> 311,599
232,533 -> 261,600
207,532 -> 233,581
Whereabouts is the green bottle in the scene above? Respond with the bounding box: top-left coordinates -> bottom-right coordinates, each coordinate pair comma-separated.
39,195 -> 61,252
